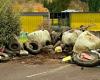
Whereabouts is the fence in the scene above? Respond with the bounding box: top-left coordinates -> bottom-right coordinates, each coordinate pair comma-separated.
70,12 -> 100,31
50,12 -> 100,37
50,12 -> 70,26
20,12 -> 70,33
20,12 -> 100,32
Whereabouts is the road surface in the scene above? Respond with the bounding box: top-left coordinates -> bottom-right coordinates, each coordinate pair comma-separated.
0,63 -> 100,80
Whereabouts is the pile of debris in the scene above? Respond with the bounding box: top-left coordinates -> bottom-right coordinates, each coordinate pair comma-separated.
1,26 -> 100,67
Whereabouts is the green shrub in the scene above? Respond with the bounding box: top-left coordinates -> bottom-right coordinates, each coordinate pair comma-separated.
0,6 -> 21,47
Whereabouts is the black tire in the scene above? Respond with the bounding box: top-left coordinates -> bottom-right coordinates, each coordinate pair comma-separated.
24,41 -> 42,55
4,48 -> 20,57
72,52 -> 100,67
7,41 -> 21,51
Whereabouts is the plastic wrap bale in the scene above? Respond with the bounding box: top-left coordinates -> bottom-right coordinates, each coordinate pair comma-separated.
27,30 -> 51,46
62,30 -> 79,45
74,30 -> 82,36
73,31 -> 100,53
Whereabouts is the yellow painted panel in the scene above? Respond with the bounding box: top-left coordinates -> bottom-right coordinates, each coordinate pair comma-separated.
20,16 -> 43,32
53,19 -> 58,25
70,13 -> 100,31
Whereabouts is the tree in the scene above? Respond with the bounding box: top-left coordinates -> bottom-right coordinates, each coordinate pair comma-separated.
0,0 -> 21,47
43,0 -> 71,12
81,0 -> 100,12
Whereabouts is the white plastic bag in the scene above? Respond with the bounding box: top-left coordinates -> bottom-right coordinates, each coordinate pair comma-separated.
62,30 -> 78,45
74,30 -> 82,36
28,30 -> 51,46
73,31 -> 100,53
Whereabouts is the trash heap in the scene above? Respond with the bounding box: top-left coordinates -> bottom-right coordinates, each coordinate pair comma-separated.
1,19 -> 100,67
0,27 -> 76,61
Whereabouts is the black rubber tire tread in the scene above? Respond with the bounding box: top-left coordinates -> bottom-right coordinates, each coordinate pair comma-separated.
7,41 -> 21,51
4,48 -> 19,57
24,41 -> 42,55
72,52 -> 100,67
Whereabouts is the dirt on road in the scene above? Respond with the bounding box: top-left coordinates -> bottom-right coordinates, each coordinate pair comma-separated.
8,52 -> 66,65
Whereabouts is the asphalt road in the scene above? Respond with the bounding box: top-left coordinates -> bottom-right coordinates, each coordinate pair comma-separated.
0,63 -> 100,80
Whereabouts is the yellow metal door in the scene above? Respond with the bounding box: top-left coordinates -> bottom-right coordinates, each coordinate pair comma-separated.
20,16 -> 43,32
